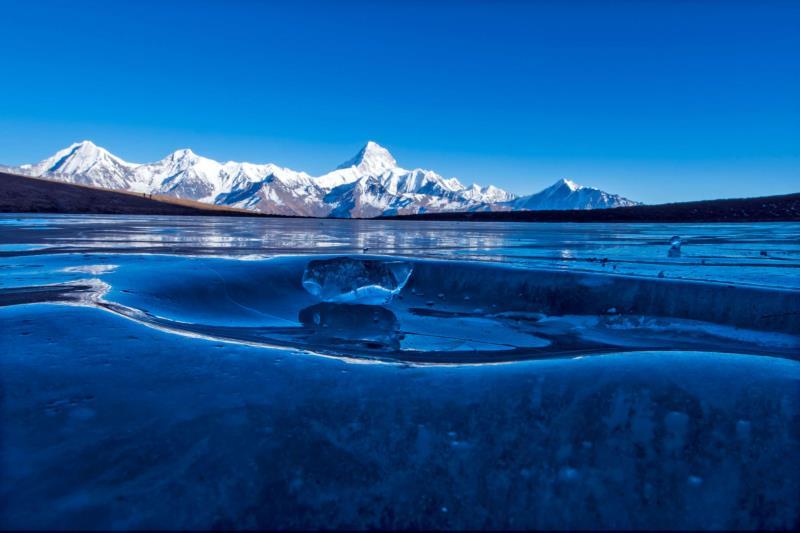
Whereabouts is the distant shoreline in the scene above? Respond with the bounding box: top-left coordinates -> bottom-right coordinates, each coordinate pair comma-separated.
0,172 -> 284,218
2,171 -> 798,222
379,193 -> 800,223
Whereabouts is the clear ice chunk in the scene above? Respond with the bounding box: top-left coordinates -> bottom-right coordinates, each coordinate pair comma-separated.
668,235 -> 682,257
299,302 -> 401,350
302,257 -> 413,304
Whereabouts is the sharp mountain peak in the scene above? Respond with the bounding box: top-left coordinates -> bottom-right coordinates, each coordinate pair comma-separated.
7,140 -> 639,217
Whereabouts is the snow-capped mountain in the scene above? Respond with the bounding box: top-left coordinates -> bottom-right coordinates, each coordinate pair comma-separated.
18,141 -> 135,191
316,141 -> 399,189
505,178 -> 639,211
6,141 -> 638,217
317,142 -> 518,217
15,141 -> 315,205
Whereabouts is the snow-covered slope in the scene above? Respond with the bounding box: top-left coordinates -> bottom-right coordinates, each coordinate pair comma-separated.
316,141 -> 398,189
506,178 -> 639,211
17,141 -> 136,191
316,142 -> 518,217
12,140 -> 319,212
7,141 -> 638,216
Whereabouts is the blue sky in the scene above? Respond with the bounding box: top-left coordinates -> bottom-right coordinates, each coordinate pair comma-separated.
0,0 -> 797,202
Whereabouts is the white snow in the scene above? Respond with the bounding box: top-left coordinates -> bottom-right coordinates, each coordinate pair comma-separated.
6,140 -> 637,217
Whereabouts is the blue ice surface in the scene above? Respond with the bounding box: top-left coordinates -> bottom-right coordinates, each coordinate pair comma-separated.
0,214 -> 799,529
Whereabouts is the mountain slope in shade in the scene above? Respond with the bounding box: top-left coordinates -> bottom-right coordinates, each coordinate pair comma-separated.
0,171 -> 265,217
316,141 -> 398,189
506,178 -> 639,211
217,175 -> 329,217
314,142 -> 517,217
6,141 -> 637,217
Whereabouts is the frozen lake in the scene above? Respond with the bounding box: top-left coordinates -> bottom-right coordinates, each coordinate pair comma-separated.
1,214 -> 799,529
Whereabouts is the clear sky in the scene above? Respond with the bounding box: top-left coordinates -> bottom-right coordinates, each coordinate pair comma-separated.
1,0 -> 797,202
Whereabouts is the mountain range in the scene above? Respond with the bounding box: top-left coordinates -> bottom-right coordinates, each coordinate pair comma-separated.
2,141 -> 639,217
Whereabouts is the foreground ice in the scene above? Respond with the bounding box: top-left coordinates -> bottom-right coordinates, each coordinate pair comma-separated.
299,302 -> 402,351
1,304 -> 798,529
302,257 -> 413,304
2,253 -> 798,363
1,215 -> 799,529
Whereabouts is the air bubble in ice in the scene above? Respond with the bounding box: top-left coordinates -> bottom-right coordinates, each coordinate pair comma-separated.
558,467 -> 580,482
302,257 -> 413,304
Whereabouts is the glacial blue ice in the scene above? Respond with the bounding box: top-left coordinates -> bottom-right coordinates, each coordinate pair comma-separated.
1,214 -> 799,530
